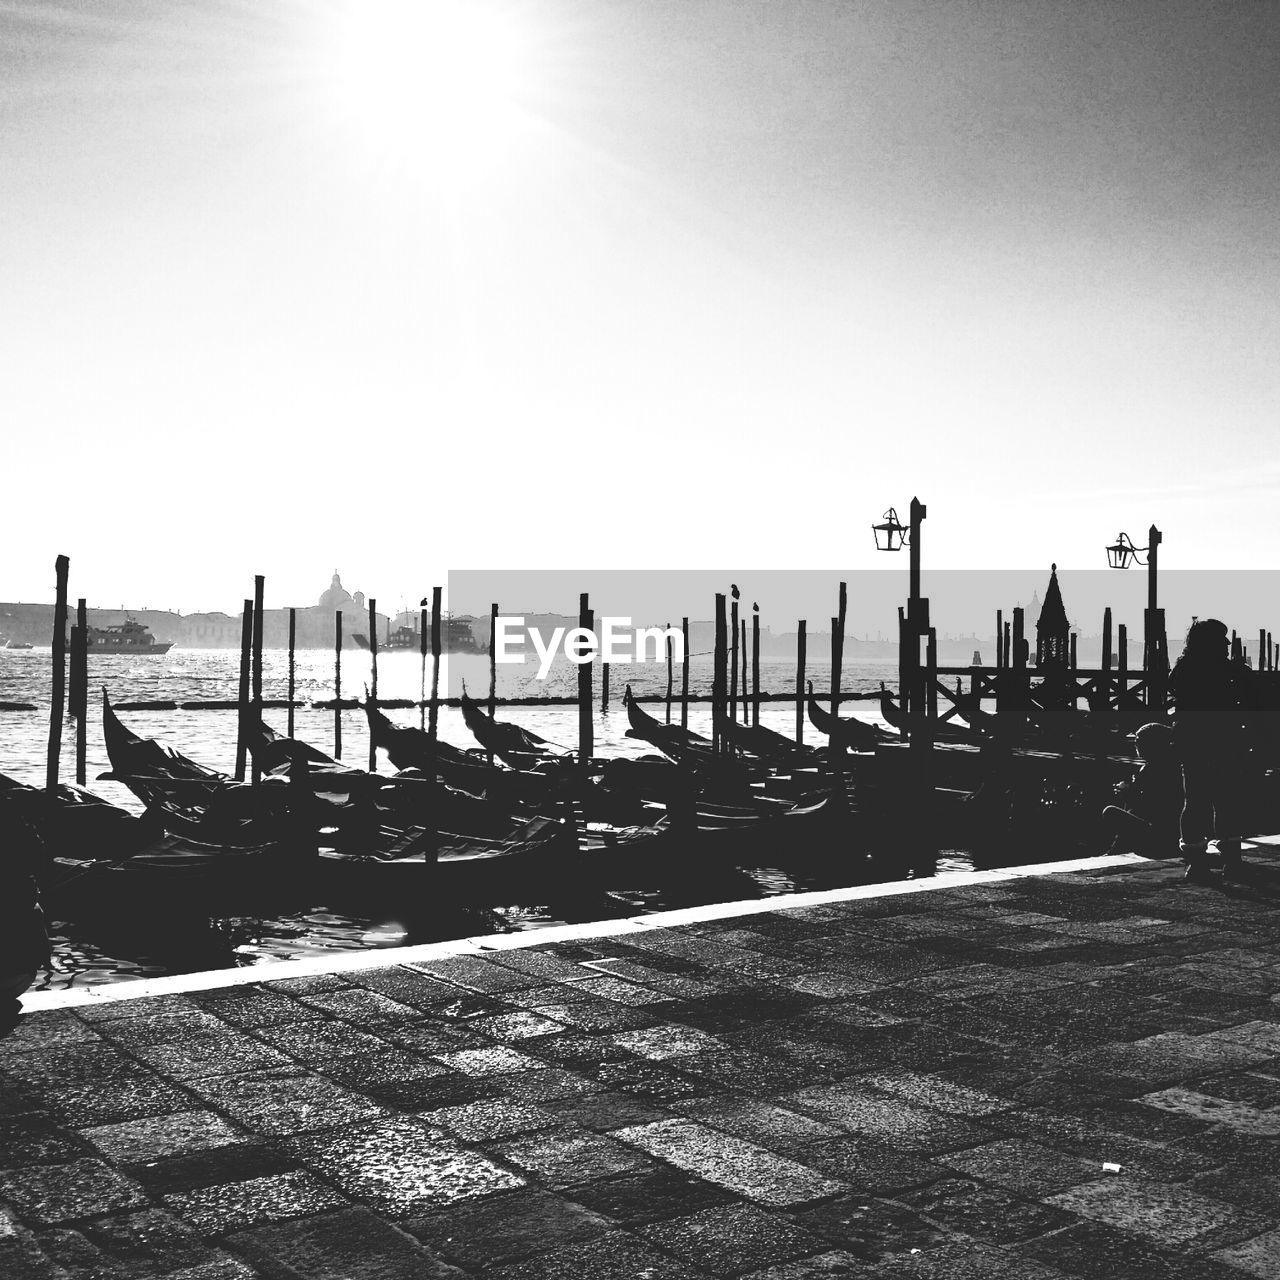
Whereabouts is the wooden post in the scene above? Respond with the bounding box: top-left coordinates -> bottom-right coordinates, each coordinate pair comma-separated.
287,608 -> 296,739
751,605 -> 760,728
420,605 -> 428,731
1118,623 -> 1129,707
897,605 -> 910,725
831,582 -> 846,718
995,610 -> 1003,671
46,555 -> 70,800
234,600 -> 252,782
795,620 -> 806,744
488,603 -> 499,722
368,597 -> 378,772
926,626 -> 938,721
681,617 -> 690,730
829,616 -> 844,777
1003,621 -> 1011,669
251,575 -> 264,785
713,594 -> 728,753
740,620 -> 749,723
729,594 -> 739,725
1261,630 -> 1267,672
334,610 -> 343,759
1069,632 -> 1077,676
665,622 -> 673,723
577,592 -> 593,764
73,598 -> 87,786
602,662 -> 611,713
428,587 -> 442,751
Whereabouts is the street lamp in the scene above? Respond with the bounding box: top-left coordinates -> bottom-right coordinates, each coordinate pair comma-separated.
1105,524 -> 1166,703
1105,532 -> 1149,571
871,508 -> 909,553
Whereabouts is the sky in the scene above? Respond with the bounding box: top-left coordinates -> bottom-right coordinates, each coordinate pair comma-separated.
3,0 -> 1278,616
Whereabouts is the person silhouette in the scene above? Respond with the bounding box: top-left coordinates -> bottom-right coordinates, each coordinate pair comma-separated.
1102,722 -> 1181,856
1169,618 -> 1251,882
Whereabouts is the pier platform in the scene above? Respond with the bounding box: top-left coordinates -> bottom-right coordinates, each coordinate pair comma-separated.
4,846 -> 1280,1279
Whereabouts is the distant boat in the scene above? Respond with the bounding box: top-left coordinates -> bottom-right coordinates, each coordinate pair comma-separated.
86,617 -> 173,655
353,617 -> 481,654
971,650 -> 982,665
3,638 -> 33,650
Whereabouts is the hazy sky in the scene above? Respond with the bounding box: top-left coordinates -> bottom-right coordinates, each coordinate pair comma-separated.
3,0 -> 1277,614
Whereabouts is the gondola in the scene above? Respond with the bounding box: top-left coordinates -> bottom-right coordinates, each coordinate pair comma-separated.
459,688 -> 573,770
713,713 -> 819,765
807,682 -> 892,751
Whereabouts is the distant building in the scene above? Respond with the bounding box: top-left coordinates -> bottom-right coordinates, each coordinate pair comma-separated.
1035,564 -> 1071,668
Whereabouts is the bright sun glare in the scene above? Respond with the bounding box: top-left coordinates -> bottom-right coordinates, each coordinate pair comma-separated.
324,0 -> 532,179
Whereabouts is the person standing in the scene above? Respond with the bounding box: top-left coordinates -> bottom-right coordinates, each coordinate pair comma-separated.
1170,618 -> 1251,883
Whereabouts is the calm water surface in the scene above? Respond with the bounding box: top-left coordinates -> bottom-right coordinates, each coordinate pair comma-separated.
2,649 -> 974,990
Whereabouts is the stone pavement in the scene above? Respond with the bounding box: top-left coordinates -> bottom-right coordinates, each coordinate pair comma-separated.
4,848 -> 1280,1279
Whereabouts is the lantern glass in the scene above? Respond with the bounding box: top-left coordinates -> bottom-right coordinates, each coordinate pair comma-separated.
1106,540 -> 1131,569
873,509 -> 907,552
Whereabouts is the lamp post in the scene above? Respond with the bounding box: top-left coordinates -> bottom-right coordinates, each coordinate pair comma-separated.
873,497 -> 929,728
1105,524 -> 1165,709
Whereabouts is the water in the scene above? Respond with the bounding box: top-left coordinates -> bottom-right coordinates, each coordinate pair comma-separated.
2,648 -> 964,990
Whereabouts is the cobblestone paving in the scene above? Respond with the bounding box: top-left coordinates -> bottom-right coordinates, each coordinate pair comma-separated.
4,854 -> 1280,1277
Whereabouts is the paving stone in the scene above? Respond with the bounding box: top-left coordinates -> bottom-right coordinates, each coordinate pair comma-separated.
573,975 -> 677,1006
1047,1176 -> 1270,1249
348,965 -> 461,1007
321,1049 -> 453,1091
427,1097 -> 559,1142
82,1111 -> 245,1164
530,999 -> 658,1033
737,1250 -> 871,1278
1138,1085 -> 1280,1134
854,1070 -> 1011,1117
127,1140 -> 299,1196
1213,1227 -> 1280,1278
253,1019 -> 389,1065
0,1014 -> 100,1056
367,1071 -> 500,1112
486,949 -> 599,982
298,988 -> 427,1023
408,1187 -> 612,1268
81,1206 -> 233,1273
0,1157 -> 149,1225
615,1118 -> 846,1207
494,1066 -> 608,1105
795,1136 -> 949,1195
1189,1171 -> 1280,1220
539,1090 -> 670,1132
613,1025 -> 726,1059
76,995 -> 206,1023
0,1114 -> 88,1169
373,1020 -> 491,1055
673,1098 -> 844,1155
592,1058 -> 713,1102
194,987 -> 324,1028
639,1204 -> 827,1277
227,1205 -> 463,1279
186,1069 -> 384,1135
411,956 -> 541,993
164,1170 -> 348,1236
288,1116 -> 523,1212
433,1045 -> 544,1075
1182,1070 -> 1280,1108
265,974 -> 350,996
94,1008 -> 232,1048
940,1138 -> 1099,1196
467,1010 -> 568,1040
492,1128 -> 654,1187
1016,1220 -> 1249,1279
568,1165 -> 740,1226
781,1083 -> 993,1153
793,1196 -> 951,1265
129,1030 -> 292,1079
484,1228 -> 702,1279
896,1176 -> 1077,1243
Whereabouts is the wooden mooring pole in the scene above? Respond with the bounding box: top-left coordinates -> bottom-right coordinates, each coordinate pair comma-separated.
740,620 -> 749,723
251,575 -> 264,785
368,598 -> 378,772
287,608 -> 296,739
1118,623 -> 1129,706
602,662 -> 611,713
713,594 -> 727,753
577,593 -> 593,763
665,623 -> 673,723
751,604 -> 760,728
420,605 -> 429,731
234,599 -> 252,782
829,615 -> 843,774
428,587 -> 442,750
73,597 -> 87,785
681,617 -> 690,729
832,582 -> 846,718
334,611 -> 343,759
46,555 -> 70,800
488,603 -> 499,722
795,620 -> 806,744
729,592 -> 739,726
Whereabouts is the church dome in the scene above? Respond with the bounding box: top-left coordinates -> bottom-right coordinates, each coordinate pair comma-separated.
318,572 -> 354,612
